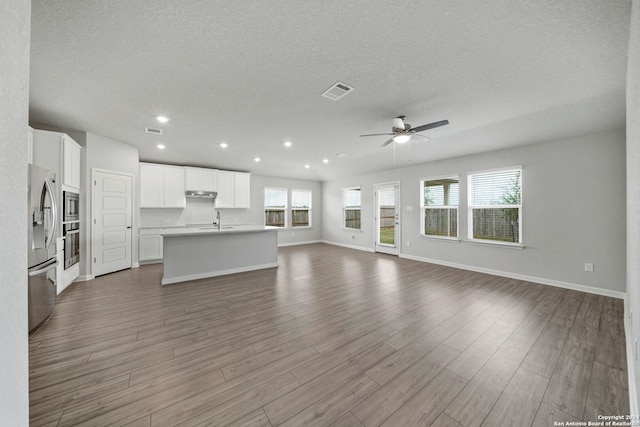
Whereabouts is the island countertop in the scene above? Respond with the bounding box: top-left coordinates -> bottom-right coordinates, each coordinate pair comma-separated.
160,225 -> 279,237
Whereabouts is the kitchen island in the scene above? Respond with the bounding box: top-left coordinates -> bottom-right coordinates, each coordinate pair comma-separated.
161,226 -> 279,285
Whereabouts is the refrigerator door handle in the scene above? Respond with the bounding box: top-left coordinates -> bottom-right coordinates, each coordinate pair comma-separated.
28,259 -> 58,277
44,178 -> 57,250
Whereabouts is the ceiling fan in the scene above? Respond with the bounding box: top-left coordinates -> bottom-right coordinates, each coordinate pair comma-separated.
360,116 -> 449,147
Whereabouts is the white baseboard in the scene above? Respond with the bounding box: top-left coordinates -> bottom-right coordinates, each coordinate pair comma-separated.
399,253 -> 626,300
320,240 -> 374,252
74,274 -> 94,282
278,240 -> 321,247
625,297 -> 639,418
139,259 -> 163,265
161,262 -> 279,285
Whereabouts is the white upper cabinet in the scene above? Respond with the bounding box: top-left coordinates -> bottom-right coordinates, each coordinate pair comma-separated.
215,170 -> 235,208
234,172 -> 251,208
140,162 -> 248,208
139,163 -> 164,207
139,163 -> 186,208
184,167 -> 217,192
27,127 -> 33,164
164,166 -> 186,208
32,129 -> 82,192
63,135 -> 81,189
216,170 -> 250,208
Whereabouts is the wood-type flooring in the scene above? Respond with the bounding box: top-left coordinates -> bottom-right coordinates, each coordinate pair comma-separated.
29,243 -> 629,426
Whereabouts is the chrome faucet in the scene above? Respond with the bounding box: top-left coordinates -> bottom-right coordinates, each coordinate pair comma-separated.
215,211 -> 221,230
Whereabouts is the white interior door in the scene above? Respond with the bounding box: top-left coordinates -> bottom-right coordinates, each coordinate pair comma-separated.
375,182 -> 400,255
93,170 -> 132,276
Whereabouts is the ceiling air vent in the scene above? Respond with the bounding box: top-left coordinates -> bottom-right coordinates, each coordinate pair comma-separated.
145,127 -> 163,135
321,82 -> 354,101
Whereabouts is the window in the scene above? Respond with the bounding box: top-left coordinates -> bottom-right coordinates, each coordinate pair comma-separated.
291,189 -> 312,227
468,167 -> 522,244
343,187 -> 361,230
264,187 -> 287,227
264,187 -> 313,228
421,176 -> 459,238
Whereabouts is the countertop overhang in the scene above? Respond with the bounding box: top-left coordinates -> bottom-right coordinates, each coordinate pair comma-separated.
161,225 -> 279,237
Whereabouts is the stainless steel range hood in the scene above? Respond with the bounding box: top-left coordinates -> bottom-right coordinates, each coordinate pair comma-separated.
186,190 -> 217,198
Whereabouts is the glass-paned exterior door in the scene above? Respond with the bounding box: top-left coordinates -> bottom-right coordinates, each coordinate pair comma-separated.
375,182 -> 399,255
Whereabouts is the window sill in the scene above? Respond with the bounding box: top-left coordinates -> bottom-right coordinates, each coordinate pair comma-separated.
419,235 -> 461,243
266,226 -> 314,230
465,239 -> 525,249
343,228 -> 363,233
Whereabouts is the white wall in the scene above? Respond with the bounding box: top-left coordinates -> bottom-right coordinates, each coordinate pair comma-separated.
80,132 -> 139,278
323,129 -> 626,296
0,0 -> 31,424
627,0 -> 640,414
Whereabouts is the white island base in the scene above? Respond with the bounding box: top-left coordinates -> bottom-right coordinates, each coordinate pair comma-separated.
161,227 -> 278,285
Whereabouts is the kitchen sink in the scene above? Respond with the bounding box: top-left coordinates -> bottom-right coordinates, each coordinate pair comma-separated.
198,225 -> 236,230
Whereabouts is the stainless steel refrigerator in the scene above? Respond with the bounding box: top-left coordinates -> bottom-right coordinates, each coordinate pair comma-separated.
28,164 -> 58,332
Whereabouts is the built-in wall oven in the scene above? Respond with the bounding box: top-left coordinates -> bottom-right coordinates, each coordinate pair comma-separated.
63,191 -> 79,222
63,222 -> 80,269
63,191 -> 80,270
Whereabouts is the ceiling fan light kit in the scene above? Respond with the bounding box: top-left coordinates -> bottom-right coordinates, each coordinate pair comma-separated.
393,134 -> 411,144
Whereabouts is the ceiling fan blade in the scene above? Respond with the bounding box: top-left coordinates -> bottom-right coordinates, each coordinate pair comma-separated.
410,134 -> 430,143
409,119 -> 449,133
380,138 -> 395,147
360,133 -> 394,137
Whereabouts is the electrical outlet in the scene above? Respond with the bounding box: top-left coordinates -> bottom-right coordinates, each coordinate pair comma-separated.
584,263 -> 594,272
406,240 -> 411,247
351,235 -> 356,239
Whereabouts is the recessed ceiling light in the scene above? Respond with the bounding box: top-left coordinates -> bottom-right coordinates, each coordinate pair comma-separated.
304,164 -> 310,169
254,157 -> 261,162
156,116 -> 169,123
284,141 -> 292,148
323,158 -> 329,163
156,144 -> 165,150
220,142 -> 228,148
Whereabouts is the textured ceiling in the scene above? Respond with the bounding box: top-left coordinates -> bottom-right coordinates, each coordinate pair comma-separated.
30,0 -> 631,181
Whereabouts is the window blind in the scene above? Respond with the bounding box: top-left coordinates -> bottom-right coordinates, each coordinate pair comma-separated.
470,170 -> 520,206
264,187 -> 287,208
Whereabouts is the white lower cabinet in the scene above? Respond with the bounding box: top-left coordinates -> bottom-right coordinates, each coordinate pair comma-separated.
139,229 -> 164,262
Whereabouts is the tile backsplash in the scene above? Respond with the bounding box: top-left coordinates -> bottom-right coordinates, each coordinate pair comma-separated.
140,198 -> 254,226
